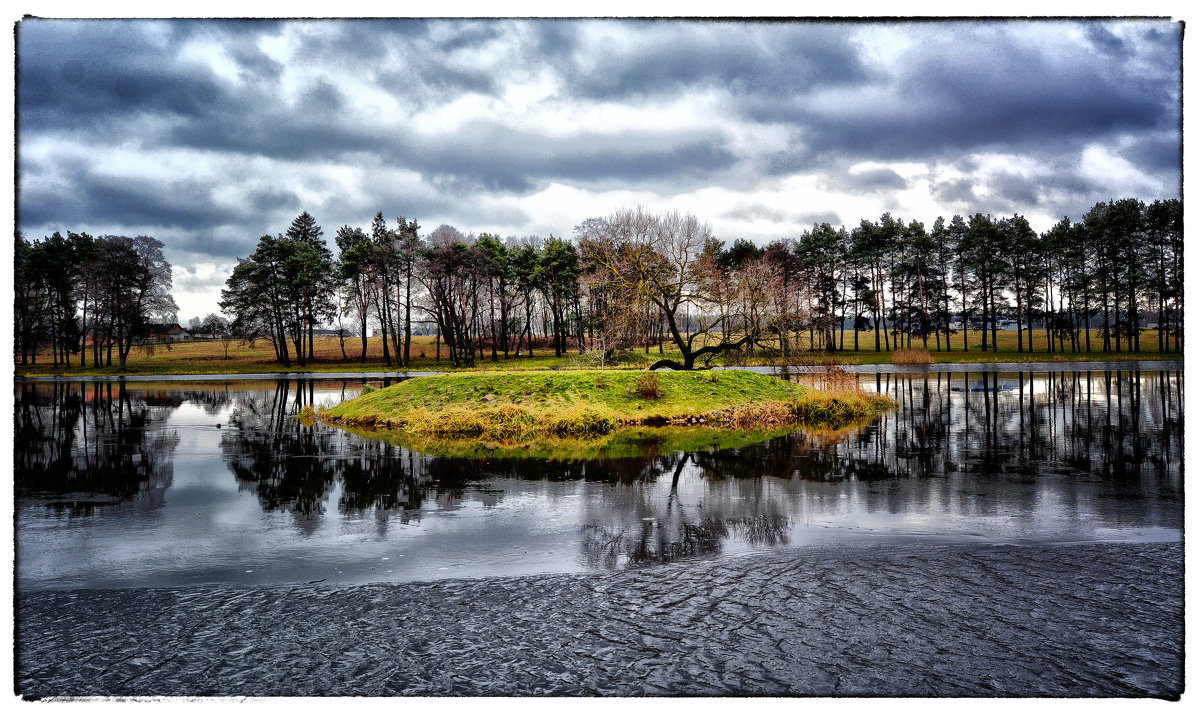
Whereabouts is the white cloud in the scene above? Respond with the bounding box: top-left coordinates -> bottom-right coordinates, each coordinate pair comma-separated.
1078,144 -> 1164,198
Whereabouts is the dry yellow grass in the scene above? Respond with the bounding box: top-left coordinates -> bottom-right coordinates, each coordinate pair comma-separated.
892,347 -> 932,365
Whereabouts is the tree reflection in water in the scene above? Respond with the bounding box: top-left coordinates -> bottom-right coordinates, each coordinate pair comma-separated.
14,381 -> 181,515
219,380 -> 439,530
15,370 -> 1183,575
578,369 -> 1181,567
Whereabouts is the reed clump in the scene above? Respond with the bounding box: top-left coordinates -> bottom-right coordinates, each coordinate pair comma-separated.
295,404 -> 319,426
726,400 -> 793,428
785,390 -> 894,424
892,347 -> 932,365
635,372 -> 663,399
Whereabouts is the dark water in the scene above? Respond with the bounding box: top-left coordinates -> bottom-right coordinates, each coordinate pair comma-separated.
14,369 -> 1182,591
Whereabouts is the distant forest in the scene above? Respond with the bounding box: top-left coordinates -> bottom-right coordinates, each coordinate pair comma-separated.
14,196 -> 1182,369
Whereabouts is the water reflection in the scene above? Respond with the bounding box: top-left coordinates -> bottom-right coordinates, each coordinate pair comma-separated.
13,370 -> 1183,590
15,381 -> 180,515
218,380 -> 436,529
579,453 -> 792,568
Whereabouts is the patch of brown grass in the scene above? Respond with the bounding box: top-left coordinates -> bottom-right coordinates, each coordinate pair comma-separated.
726,400 -> 793,428
892,347 -> 932,365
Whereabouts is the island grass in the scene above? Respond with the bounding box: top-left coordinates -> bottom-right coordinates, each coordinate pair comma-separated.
318,369 -> 894,440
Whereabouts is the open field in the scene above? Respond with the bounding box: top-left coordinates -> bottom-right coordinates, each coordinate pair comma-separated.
13,330 -> 1181,377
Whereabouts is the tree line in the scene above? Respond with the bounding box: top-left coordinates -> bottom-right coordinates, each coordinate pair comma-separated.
221,211 -> 586,368
15,195 -> 1181,371
14,231 -> 177,369
218,197 -> 1180,370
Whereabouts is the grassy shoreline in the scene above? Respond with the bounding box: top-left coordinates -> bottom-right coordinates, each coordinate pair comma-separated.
340,421 -> 867,462
316,369 -> 894,440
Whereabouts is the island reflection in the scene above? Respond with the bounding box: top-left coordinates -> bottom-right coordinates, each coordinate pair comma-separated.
14,370 -> 1182,587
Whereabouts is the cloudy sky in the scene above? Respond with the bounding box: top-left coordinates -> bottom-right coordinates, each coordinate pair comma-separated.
16,18 -> 1182,321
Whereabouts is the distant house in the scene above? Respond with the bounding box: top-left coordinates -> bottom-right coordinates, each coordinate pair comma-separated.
83,332 -> 117,348
143,323 -> 191,342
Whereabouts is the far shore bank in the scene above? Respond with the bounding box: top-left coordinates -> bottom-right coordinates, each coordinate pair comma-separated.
12,359 -> 1184,382
10,331 -> 1183,379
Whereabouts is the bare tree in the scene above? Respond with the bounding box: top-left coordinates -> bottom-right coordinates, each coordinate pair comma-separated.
577,207 -> 781,370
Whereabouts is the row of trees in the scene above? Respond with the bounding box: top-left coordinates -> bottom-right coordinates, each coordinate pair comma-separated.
22,196 -> 1175,372
14,231 -> 177,369
218,197 -> 1180,370
812,198 -> 1184,356
222,212 -> 587,368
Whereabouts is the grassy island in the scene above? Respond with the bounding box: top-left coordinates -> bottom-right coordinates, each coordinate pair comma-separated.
317,369 -> 894,441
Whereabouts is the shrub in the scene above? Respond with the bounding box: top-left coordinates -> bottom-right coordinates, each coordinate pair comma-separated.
729,400 -> 792,427
636,372 -> 662,399
785,391 -> 888,426
296,404 -> 318,426
359,384 -> 375,394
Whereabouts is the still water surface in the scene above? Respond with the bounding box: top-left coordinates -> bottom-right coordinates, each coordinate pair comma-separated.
15,369 -> 1182,591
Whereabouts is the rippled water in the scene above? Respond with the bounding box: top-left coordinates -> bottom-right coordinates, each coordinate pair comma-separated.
14,368 -> 1182,591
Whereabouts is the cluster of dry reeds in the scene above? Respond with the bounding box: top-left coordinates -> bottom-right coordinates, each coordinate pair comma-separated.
892,347 -> 932,365
786,354 -> 863,393
717,390 -> 893,429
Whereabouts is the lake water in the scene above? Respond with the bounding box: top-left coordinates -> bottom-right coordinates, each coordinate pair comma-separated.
14,368 -> 1182,592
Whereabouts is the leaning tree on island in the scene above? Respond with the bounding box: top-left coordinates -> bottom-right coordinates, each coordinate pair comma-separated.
577,207 -> 793,370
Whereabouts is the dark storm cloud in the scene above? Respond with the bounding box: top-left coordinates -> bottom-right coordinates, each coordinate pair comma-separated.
374,64 -> 498,101
828,168 -> 909,193
1120,133 -> 1184,175
931,177 -> 979,206
18,21 -> 230,130
987,173 -> 1042,209
722,204 -> 796,223
19,154 -> 294,253
1083,24 -> 1132,58
168,108 -> 737,194
405,125 -> 738,193
719,205 -> 842,230
564,20 -> 870,100
301,79 -> 345,114
163,232 -> 259,261
790,22 -> 1180,163
245,188 -> 304,218
796,211 -> 842,227
527,20 -> 581,61
23,167 -> 215,231
930,166 -> 1112,221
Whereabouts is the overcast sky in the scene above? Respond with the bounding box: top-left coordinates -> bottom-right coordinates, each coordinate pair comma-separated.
15,18 -> 1182,321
